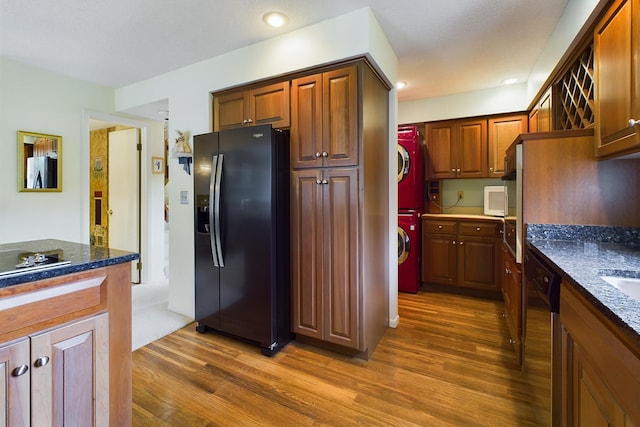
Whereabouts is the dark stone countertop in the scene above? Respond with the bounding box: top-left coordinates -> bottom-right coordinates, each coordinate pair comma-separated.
526,224 -> 640,347
0,239 -> 139,289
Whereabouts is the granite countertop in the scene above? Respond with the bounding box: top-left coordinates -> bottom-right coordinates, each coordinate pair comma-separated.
0,239 -> 139,288
526,224 -> 640,346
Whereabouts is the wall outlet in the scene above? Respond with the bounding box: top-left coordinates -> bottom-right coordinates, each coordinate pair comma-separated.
457,190 -> 464,200
180,190 -> 189,204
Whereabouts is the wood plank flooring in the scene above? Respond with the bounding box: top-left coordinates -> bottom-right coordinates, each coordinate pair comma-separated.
132,290 -> 551,426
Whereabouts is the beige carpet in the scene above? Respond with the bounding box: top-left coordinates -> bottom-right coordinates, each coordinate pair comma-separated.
131,281 -> 192,351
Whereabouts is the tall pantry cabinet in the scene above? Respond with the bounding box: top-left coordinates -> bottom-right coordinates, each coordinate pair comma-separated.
290,61 -> 390,359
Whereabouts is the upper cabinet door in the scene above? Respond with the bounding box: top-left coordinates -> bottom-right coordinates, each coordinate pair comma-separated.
488,115 -> 528,178
595,0 -> 640,158
291,74 -> 324,169
249,81 -> 290,128
323,66 -> 359,168
426,122 -> 455,179
456,119 -> 487,178
214,90 -> 249,131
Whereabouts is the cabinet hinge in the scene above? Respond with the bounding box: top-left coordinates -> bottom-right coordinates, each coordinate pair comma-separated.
136,143 -> 142,151
136,261 -> 142,270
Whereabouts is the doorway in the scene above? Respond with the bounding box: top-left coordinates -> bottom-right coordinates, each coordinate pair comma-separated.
89,123 -> 142,283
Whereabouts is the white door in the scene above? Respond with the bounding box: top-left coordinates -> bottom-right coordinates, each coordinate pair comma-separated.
108,128 -> 140,283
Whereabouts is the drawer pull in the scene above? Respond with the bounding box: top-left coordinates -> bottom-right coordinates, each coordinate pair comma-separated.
34,356 -> 50,368
476,227 -> 481,231
438,225 -> 443,229
12,364 -> 29,377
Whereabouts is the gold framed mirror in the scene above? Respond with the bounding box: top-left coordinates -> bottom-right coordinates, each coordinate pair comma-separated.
17,130 -> 62,192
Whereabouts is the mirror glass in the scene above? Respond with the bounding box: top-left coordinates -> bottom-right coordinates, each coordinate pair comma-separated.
17,131 -> 62,192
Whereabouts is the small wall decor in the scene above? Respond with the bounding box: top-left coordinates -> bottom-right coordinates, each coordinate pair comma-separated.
152,157 -> 164,174
172,130 -> 193,175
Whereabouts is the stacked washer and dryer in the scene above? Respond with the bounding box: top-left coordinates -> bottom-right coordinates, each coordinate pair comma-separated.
397,125 -> 424,293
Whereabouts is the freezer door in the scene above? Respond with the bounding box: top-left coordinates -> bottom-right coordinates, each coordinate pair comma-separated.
193,132 -> 221,329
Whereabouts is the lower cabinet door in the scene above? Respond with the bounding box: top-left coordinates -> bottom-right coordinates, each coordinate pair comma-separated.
0,338 -> 30,427
422,234 -> 457,285
458,236 -> 499,290
31,313 -> 109,427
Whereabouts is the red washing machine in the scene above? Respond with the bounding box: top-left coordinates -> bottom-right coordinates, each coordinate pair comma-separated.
398,210 -> 421,293
397,125 -> 424,210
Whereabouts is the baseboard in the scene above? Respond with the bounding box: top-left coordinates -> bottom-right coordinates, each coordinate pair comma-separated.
389,314 -> 400,328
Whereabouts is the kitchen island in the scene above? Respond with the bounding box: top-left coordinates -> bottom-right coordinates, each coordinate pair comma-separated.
0,239 -> 138,426
526,225 -> 640,425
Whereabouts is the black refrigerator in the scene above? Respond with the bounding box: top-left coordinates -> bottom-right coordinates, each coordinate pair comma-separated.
193,125 -> 291,356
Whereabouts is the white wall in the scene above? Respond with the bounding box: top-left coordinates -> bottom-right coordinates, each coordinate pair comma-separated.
0,58 -> 114,243
115,8 -> 399,321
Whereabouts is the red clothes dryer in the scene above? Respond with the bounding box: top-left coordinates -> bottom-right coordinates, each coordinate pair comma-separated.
398,210 -> 421,293
397,125 -> 424,210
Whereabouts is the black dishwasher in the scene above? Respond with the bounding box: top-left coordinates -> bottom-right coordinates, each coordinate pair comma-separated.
523,241 -> 562,427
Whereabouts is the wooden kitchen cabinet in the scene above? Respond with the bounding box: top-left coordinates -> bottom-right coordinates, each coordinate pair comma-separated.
0,262 -> 132,426
290,60 -> 389,359
291,168 -> 359,349
501,245 -> 523,366
487,114 -> 528,177
560,283 -> 640,426
594,0 -> 640,159
529,87 -> 553,133
213,81 -> 290,131
290,66 -> 358,169
422,218 -> 502,292
0,309 -> 108,427
426,118 -> 487,179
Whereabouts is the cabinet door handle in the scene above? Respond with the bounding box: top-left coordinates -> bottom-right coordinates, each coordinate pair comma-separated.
629,118 -> 639,127
489,167 -> 494,172
476,227 -> 481,231
321,179 -> 328,185
247,118 -> 253,124
452,240 -> 456,245
438,225 -> 443,229
12,364 -> 29,377
457,168 -> 461,173
505,268 -> 511,274
322,151 -> 328,157
242,119 -> 249,124
34,356 -> 50,368
460,241 -> 464,245
315,152 -> 321,158
316,179 -> 322,185
451,168 -> 456,173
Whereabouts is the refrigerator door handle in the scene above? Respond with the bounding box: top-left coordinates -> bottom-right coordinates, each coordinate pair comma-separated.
209,155 -> 220,267
213,154 -> 225,267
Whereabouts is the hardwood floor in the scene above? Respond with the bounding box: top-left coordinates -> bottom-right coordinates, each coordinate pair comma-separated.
132,290 -> 551,426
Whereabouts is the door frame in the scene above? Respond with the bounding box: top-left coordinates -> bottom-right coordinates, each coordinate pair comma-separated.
82,109 -> 152,284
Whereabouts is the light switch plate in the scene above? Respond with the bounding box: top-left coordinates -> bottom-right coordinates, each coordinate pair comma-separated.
180,191 -> 189,204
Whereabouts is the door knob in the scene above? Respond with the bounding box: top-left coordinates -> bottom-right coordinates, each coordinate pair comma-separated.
108,209 -> 113,215
12,364 -> 29,377
34,356 -> 50,368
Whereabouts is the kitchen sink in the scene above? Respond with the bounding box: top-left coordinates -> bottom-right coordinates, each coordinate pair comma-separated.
600,275 -> 640,302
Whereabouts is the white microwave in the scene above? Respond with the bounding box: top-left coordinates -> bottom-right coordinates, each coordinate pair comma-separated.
484,185 -> 505,216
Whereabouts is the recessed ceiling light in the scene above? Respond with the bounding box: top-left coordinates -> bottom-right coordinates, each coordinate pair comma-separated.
397,81 -> 408,89
502,78 -> 518,85
263,12 -> 289,28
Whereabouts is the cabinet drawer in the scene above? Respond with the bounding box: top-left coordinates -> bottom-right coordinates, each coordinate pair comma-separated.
0,273 -> 106,341
423,220 -> 457,234
459,221 -> 501,237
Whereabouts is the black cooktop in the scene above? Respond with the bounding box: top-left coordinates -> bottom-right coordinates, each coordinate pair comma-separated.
0,249 -> 71,278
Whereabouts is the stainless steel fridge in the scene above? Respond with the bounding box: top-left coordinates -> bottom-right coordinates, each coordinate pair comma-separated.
193,125 -> 290,356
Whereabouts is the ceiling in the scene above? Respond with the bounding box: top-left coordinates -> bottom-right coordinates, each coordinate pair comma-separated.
1,0 -> 570,120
